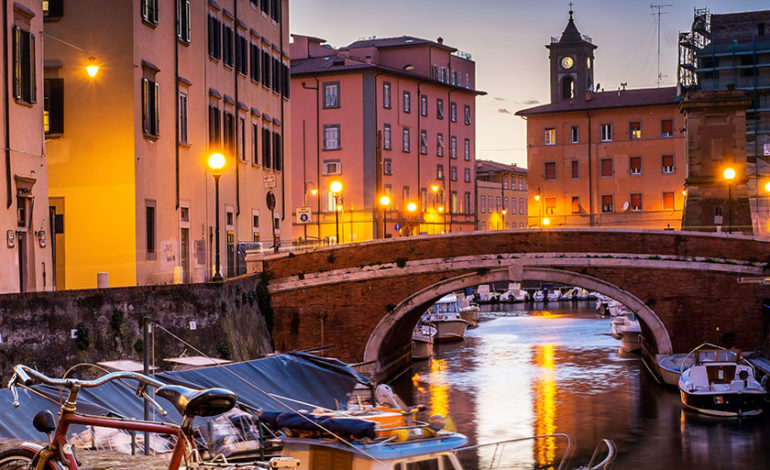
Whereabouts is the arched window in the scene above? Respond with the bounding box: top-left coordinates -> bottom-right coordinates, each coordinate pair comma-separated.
561,76 -> 575,99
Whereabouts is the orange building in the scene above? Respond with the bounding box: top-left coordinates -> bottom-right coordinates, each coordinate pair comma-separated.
516,11 -> 686,229
290,35 -> 483,243
475,160 -> 528,230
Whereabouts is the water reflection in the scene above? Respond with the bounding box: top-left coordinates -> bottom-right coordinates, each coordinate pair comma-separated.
394,302 -> 770,469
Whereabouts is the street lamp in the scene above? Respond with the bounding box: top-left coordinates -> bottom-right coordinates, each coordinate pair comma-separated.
330,181 -> 342,244
406,202 -> 417,237
208,153 -> 225,281
534,189 -> 542,228
379,195 -> 391,238
723,167 -> 736,234
303,182 -> 317,242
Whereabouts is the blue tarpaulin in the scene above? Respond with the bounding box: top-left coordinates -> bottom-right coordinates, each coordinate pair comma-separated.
0,352 -> 371,440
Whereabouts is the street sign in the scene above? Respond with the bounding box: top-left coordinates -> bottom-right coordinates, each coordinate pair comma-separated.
394,223 -> 402,231
264,174 -> 276,188
297,206 -> 311,224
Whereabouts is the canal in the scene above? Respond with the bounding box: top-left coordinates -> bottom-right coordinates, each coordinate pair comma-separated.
391,301 -> 770,469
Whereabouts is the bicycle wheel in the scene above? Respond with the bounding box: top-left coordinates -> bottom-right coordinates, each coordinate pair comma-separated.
0,448 -> 35,470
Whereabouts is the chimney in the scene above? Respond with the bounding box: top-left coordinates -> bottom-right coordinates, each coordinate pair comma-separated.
585,90 -> 593,101
437,37 -> 444,44
365,55 -> 372,64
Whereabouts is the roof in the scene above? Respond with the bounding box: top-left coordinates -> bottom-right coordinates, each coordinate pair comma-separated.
516,87 -> 678,116
546,10 -> 596,49
475,160 -> 527,175
344,35 -> 456,53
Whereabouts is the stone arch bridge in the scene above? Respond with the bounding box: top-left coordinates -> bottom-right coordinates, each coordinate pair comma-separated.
263,230 -> 770,381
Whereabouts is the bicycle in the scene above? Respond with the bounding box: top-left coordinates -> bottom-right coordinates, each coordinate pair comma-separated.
0,364 -> 299,470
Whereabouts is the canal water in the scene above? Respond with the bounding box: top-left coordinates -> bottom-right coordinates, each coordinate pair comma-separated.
391,301 -> 770,469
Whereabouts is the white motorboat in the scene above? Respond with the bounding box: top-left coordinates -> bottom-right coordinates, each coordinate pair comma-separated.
411,324 -> 435,360
426,294 -> 470,342
678,347 -> 766,417
546,288 -> 562,302
473,284 -> 499,303
455,293 -> 480,328
610,309 -> 641,351
532,289 -> 546,302
499,282 -> 529,303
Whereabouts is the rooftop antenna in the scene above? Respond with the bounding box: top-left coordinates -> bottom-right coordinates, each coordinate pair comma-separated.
651,4 -> 671,87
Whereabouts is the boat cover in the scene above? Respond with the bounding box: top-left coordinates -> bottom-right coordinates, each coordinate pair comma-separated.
0,352 -> 372,440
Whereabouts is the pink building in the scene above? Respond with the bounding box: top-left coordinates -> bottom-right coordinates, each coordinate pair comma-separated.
290,35 -> 483,243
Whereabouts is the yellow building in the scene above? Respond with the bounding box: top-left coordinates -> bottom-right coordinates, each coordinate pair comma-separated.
44,0 -> 290,289
475,160 -> 528,230
0,1 -> 53,293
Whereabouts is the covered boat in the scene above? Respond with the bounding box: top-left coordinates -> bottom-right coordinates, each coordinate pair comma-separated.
426,294 -> 470,342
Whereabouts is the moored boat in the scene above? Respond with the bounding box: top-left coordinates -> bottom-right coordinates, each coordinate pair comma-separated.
411,324 -> 435,360
427,294 -> 470,342
678,347 -> 766,417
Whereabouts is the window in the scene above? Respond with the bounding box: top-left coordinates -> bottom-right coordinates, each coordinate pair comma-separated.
545,197 -> 556,215
570,126 -> 579,144
629,156 -> 641,175
571,196 -> 580,214
464,167 -> 471,183
261,0 -> 269,14
44,78 -> 63,135
600,123 -> 613,142
261,49 -> 271,88
519,197 -> 524,214
43,0 -> 63,18
437,133 -> 444,156
495,196 -> 501,212
481,195 -> 486,213
629,121 -> 641,140
178,91 -> 188,144
249,43 -> 260,82
420,130 -> 428,154
323,82 -> 340,108
383,124 -> 391,150
464,192 -> 471,214
384,158 -> 392,175
464,105 -> 471,125
437,164 -> 444,180
544,128 -> 556,145
663,192 -> 675,210
436,98 -> 444,119
262,126 -> 271,167
323,124 -> 340,150
177,0 -> 191,42
252,123 -> 259,165
142,0 -> 158,24
450,136 -> 457,159
142,77 -> 160,137
322,159 -> 341,175
452,191 -> 459,213
383,82 -> 391,108
236,35 -> 248,74
145,201 -> 156,256
403,91 -> 411,113
450,102 -> 457,122
544,161 -> 556,180
630,193 -> 642,211
12,26 -> 35,104
464,138 -> 470,160
421,188 -> 428,211
208,16 -> 221,59
402,127 -> 410,152
600,158 -> 613,177
239,117 -> 246,161
601,194 -> 614,213
503,177 -> 508,189
223,110 -> 235,154
451,166 -> 457,182
420,95 -> 428,116
209,104 -> 221,147
662,154 -> 674,174
270,0 -> 281,21
272,131 -> 282,171
487,196 -> 493,213
402,186 -> 410,208
570,160 -> 579,179
465,73 -> 471,88
661,119 -> 674,137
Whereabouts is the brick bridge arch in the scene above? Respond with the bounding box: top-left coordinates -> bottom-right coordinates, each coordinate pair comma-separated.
264,230 -> 770,380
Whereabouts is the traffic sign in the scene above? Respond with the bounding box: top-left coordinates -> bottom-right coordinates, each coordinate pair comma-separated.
394,223 -> 402,231
297,206 -> 312,224
264,174 -> 276,188
265,191 -> 276,211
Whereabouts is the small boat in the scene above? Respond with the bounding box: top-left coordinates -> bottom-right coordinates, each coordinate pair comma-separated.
611,309 -> 641,352
473,284 -> 499,303
499,282 -> 529,303
657,353 -> 695,386
678,347 -> 766,417
532,289 -> 546,302
455,293 -> 480,328
411,324 -> 435,360
426,294 -> 470,342
546,288 -> 562,302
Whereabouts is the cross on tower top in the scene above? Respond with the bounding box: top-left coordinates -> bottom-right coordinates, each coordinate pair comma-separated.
569,2 -> 574,19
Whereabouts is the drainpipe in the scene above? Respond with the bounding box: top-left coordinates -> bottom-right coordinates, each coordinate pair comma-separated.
234,0 -> 240,216
279,5 -> 285,223
3,0 -> 10,208
586,110 -> 594,226
447,87 -> 455,232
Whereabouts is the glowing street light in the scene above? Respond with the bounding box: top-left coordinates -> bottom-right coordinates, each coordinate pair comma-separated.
542,218 -> 550,226
330,181 -> 342,243
407,202 -> 417,213
208,153 -> 226,281
723,167 -> 736,234
86,56 -> 100,78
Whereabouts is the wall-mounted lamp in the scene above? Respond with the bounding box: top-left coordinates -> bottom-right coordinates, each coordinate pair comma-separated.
35,230 -> 46,247
86,56 -> 100,78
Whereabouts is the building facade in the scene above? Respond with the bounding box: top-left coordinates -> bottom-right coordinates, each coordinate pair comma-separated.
678,9 -> 770,235
0,1 -> 51,294
517,11 -> 686,230
290,35 -> 482,243
475,160 -> 528,230
44,0 -> 290,289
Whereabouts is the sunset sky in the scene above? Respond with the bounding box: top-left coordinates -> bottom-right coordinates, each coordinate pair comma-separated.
290,0 -> 769,168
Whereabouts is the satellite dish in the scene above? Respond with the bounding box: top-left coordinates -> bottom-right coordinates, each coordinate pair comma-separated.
622,201 -> 629,211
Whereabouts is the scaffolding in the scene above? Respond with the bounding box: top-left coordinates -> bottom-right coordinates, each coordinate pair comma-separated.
677,8 -> 710,91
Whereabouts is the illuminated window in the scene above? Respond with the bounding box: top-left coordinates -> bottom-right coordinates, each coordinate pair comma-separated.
663,192 -> 675,210
545,197 -> 556,215
629,121 -> 641,139
43,0 -> 63,18
44,78 -> 63,135
544,128 -> 556,145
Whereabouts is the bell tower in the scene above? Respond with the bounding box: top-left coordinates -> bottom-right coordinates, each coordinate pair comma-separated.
546,8 -> 597,103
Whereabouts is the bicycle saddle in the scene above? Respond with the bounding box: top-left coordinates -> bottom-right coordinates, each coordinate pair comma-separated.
156,384 -> 236,417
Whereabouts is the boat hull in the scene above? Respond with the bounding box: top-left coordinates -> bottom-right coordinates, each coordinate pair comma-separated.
619,330 -> 641,352
411,338 -> 433,360
432,319 -> 469,342
680,389 -> 765,417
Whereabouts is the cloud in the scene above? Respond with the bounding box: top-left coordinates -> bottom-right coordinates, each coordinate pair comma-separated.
523,99 -> 540,105
493,97 -> 505,101
498,108 -> 512,114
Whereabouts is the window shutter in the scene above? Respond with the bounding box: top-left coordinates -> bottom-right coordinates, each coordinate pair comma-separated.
662,154 -> 674,167
185,1 -> 191,41
142,78 -> 149,133
176,0 -> 182,37
601,158 -> 613,176
28,33 -> 36,103
48,79 -> 64,134
153,81 -> 160,135
12,26 -> 20,99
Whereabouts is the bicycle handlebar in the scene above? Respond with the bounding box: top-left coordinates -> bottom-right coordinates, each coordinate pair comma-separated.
8,364 -> 166,408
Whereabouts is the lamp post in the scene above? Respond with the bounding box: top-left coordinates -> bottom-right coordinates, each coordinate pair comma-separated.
534,190 -> 542,228
431,182 -> 446,234
330,181 -> 342,244
303,182 -> 317,242
723,167 -> 736,234
208,153 -> 225,281
379,195 -> 391,238
407,202 -> 417,236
